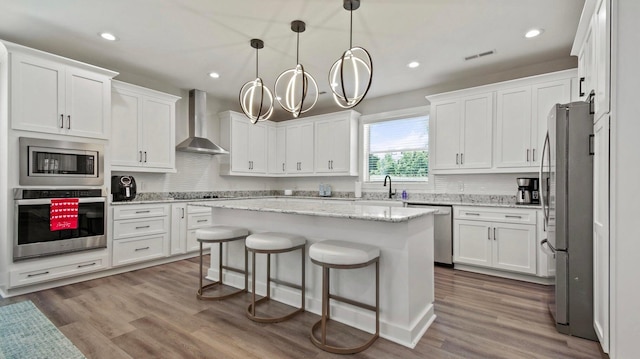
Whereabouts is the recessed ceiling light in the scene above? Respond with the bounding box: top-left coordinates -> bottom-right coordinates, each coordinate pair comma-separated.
407,61 -> 420,69
208,72 -> 220,79
99,32 -> 117,41
525,28 -> 544,38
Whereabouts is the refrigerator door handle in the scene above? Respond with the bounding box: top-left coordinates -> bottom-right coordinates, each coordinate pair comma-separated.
539,132 -> 549,224
540,238 -> 556,255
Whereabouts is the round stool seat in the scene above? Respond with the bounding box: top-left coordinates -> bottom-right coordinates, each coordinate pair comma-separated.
309,240 -> 380,266
196,226 -> 249,243
246,232 -> 306,251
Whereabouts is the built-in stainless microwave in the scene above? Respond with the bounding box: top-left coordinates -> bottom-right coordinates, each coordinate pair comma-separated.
19,137 -> 104,186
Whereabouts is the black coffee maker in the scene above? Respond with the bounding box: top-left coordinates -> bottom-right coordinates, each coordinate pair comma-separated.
516,177 -> 539,205
111,175 -> 137,201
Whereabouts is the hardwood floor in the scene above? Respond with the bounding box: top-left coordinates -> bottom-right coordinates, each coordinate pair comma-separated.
0,257 -> 605,358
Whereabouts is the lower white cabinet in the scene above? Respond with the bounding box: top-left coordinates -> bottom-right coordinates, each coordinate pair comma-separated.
186,205 -> 213,252
170,203 -> 187,255
9,251 -> 109,288
112,204 -> 170,266
454,206 -> 537,275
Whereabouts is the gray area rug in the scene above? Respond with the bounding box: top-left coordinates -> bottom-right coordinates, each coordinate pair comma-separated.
0,300 -> 85,359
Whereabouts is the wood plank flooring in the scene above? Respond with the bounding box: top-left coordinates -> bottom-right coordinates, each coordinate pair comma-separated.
0,257 -> 606,358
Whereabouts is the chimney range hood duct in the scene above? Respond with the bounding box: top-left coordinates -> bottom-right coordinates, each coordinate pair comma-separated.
176,89 -> 229,155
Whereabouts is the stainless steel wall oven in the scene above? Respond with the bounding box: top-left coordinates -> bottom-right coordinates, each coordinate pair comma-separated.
14,188 -> 107,261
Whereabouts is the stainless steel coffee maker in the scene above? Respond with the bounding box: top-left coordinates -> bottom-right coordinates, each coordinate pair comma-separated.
516,177 -> 538,204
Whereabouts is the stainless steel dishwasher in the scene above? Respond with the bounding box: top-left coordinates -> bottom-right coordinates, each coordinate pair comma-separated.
406,203 -> 453,266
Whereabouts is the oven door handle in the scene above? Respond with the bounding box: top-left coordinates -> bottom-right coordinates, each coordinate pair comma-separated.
15,197 -> 106,205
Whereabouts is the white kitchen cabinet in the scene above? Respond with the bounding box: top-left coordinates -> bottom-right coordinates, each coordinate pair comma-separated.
111,81 -> 180,172
9,251 -> 109,288
454,206 -> 537,275
219,111 -> 268,175
593,115 -> 610,352
286,121 -> 314,174
430,93 -> 493,171
186,205 -> 213,252
170,203 -> 187,255
314,111 -> 359,175
573,0 -> 609,122
267,126 -> 287,175
111,203 -> 170,267
495,79 -> 571,169
10,51 -> 116,139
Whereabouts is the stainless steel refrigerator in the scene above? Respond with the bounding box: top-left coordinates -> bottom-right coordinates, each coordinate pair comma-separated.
540,101 -> 596,341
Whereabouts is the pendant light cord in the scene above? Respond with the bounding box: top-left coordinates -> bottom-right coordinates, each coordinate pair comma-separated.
296,31 -> 300,64
349,6 -> 353,48
255,46 -> 259,78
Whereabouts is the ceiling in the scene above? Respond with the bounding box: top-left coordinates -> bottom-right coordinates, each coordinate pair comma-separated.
0,0 -> 585,119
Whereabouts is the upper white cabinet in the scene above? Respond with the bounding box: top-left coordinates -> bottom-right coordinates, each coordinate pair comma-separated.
111,81 -> 180,172
430,93 -> 493,171
219,111 -> 268,175
267,126 -> 287,175
495,79 -> 570,168
428,69 -> 576,174
285,121 -> 314,174
573,0 -> 610,122
314,111 -> 359,175
10,51 -> 117,139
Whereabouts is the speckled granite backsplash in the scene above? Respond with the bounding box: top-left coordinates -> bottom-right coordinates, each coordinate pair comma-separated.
134,190 -> 517,205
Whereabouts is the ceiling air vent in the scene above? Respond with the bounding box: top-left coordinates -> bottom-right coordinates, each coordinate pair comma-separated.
464,49 -> 496,61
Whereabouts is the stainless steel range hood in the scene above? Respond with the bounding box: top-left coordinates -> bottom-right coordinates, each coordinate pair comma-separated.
176,89 -> 229,155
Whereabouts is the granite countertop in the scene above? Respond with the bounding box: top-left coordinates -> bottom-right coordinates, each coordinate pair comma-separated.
190,198 -> 436,223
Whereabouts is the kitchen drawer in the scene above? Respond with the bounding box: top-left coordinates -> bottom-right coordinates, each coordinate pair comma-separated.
112,234 -> 167,266
188,204 -> 212,214
112,204 -> 169,220
9,254 -> 108,288
113,217 -> 169,239
187,213 -> 213,229
454,206 -> 536,224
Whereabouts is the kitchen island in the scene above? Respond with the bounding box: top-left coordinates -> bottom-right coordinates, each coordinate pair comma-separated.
191,198 -> 436,348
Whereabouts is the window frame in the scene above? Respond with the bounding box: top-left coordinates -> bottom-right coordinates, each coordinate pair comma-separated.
360,106 -> 433,191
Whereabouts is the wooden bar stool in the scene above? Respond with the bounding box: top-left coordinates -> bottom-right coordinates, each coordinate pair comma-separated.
196,225 -> 249,300
308,240 -> 380,355
245,232 -> 306,323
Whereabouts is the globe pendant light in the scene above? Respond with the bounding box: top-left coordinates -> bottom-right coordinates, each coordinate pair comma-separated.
329,0 -> 373,109
275,20 -> 318,118
239,39 -> 274,123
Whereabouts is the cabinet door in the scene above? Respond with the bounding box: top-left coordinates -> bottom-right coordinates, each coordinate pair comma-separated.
314,119 -> 334,173
593,116 -> 609,351
299,123 -> 314,173
431,100 -> 461,170
492,223 -> 537,274
531,79 -> 570,167
460,94 -> 492,169
11,53 -> 65,134
65,68 -> 109,138
267,126 -> 278,174
285,125 -> 301,173
231,119 -> 251,173
170,204 -> 187,255
454,220 -> 492,268
577,26 -> 594,101
111,88 -> 142,167
328,118 -> 352,173
495,86 -> 532,168
276,127 -> 287,174
248,123 -> 267,173
594,0 -> 610,121
141,97 -> 175,169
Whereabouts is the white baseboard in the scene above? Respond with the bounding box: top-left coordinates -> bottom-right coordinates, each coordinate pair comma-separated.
454,264 -> 555,285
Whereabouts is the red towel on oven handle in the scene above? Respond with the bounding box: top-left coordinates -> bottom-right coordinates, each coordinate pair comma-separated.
50,198 -> 79,231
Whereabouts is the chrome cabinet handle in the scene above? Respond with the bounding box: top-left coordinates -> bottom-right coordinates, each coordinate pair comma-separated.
460,153 -> 463,165
67,115 -> 71,129
139,151 -> 143,162
77,262 -> 97,268
456,153 -> 459,165
27,271 -> 50,278
488,227 -> 491,240
197,219 -> 208,223
144,151 -> 147,163
135,210 -> 150,214
493,228 -> 496,240
466,212 -> 480,216
135,247 -> 150,252
532,149 -> 536,162
505,215 -> 522,219
181,208 -> 185,219
282,163 -> 285,172
135,225 -> 150,229
60,114 -> 64,128
527,149 -> 530,162
328,160 -> 331,170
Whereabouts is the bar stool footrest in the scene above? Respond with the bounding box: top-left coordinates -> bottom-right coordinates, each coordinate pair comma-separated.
310,318 -> 379,355
246,296 -> 304,323
197,281 -> 246,301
